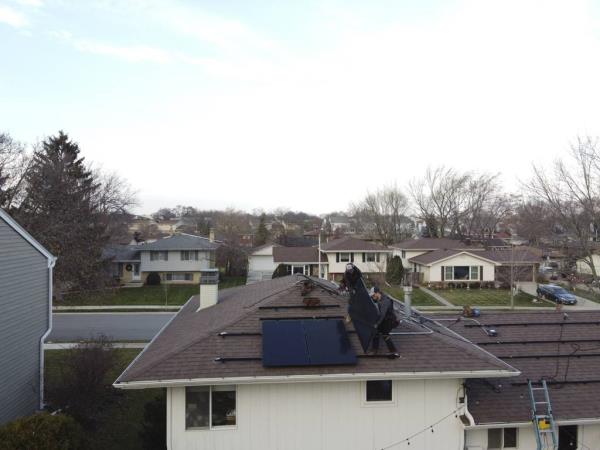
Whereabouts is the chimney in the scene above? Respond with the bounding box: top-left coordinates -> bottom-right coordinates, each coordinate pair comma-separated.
209,228 -> 215,243
197,270 -> 219,311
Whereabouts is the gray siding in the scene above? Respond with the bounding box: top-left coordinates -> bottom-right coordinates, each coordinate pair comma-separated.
0,217 -> 49,425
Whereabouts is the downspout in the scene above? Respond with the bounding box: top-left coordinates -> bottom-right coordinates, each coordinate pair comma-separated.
463,392 -> 475,427
39,256 -> 56,409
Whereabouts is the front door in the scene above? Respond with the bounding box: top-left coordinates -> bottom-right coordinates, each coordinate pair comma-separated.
132,263 -> 141,281
558,425 -> 578,450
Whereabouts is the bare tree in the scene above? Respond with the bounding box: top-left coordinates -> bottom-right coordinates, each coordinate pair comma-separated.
529,137 -> 600,279
0,132 -> 30,209
350,185 -> 410,245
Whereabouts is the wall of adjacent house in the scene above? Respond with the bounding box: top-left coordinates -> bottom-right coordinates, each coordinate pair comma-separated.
465,423 -> 600,450
167,378 -> 464,450
425,255 -> 495,283
576,254 -> 600,275
393,249 -> 428,268
0,216 -> 49,425
326,252 -> 389,275
140,250 -> 213,272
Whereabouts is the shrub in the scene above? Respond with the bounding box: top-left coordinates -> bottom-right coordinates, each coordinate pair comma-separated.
272,264 -> 288,279
146,272 -> 161,286
139,394 -> 167,450
0,413 -> 84,450
470,282 -> 481,289
386,256 -> 404,284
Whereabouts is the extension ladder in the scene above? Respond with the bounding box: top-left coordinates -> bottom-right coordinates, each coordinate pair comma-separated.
528,379 -> 558,450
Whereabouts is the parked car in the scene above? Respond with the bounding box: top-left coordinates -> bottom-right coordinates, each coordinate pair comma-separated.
536,284 -> 577,305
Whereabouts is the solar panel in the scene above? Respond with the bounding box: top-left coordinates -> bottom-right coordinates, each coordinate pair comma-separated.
262,319 -> 357,367
303,319 -> 357,365
262,320 -> 310,366
348,278 -> 380,352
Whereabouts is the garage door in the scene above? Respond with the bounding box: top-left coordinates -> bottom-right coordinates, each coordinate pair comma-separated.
496,265 -> 534,282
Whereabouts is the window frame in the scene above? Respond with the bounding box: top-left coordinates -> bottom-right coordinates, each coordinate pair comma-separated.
487,427 -> 518,449
362,380 -> 396,407
339,252 -> 351,262
365,252 -> 376,262
185,385 -> 237,431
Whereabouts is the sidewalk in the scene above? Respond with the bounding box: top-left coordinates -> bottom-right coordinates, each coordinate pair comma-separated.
53,305 -> 181,311
418,287 -> 454,307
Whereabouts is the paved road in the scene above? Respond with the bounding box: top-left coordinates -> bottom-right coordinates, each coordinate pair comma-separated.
49,312 -> 175,341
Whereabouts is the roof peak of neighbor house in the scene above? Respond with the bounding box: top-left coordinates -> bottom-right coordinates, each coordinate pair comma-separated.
115,275 -> 517,387
272,246 -> 326,263
137,233 -> 220,251
392,237 -> 484,251
0,208 -> 55,262
408,249 -> 500,266
320,236 -> 390,252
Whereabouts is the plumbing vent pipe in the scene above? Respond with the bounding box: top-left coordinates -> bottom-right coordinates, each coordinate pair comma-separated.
403,285 -> 412,319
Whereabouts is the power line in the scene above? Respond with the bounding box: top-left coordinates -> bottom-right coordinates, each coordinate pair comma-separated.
379,407 -> 462,450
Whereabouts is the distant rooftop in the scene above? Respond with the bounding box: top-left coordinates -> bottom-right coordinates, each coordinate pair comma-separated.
138,233 -> 220,251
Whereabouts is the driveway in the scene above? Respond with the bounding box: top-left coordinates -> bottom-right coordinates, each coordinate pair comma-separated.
49,312 -> 175,341
519,282 -> 600,310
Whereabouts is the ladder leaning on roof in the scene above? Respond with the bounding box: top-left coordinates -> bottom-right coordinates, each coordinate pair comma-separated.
528,379 -> 558,450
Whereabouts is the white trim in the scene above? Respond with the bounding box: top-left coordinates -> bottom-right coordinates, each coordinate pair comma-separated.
465,417 -> 600,429
361,379 -> 396,407
114,369 -> 520,390
0,208 -> 55,261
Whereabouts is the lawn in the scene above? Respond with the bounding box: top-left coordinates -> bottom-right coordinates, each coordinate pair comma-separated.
59,276 -> 246,306
45,348 -> 163,450
567,286 -> 600,303
384,285 -> 443,306
434,288 -> 548,307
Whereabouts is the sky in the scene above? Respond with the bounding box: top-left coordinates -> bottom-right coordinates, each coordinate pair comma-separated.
2,0 -> 600,215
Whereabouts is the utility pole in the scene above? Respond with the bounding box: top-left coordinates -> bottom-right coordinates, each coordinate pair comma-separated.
318,218 -> 325,279
510,242 -> 515,310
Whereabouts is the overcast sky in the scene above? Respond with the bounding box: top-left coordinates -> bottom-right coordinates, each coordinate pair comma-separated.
2,0 -> 600,215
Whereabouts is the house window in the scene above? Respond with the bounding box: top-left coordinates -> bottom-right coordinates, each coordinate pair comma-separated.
488,428 -> 518,449
365,252 -> 376,262
401,250 -> 406,259
365,380 -> 393,402
340,252 -> 351,262
186,385 -> 237,429
150,251 -> 168,261
444,266 -> 453,280
165,273 -> 193,281
470,266 -> 479,280
443,265 -> 481,281
181,250 -> 199,261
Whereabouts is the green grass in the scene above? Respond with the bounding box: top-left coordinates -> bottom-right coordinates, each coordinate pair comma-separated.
384,285 -> 443,306
45,348 -> 162,450
433,288 -> 548,307
59,276 -> 246,306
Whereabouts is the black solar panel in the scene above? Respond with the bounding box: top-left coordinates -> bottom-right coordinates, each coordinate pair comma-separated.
262,319 -> 357,367
348,278 -> 379,352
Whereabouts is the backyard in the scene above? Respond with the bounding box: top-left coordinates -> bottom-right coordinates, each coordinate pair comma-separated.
385,285 -> 442,306
45,348 -> 163,450
59,276 -> 245,306
433,288 -> 549,307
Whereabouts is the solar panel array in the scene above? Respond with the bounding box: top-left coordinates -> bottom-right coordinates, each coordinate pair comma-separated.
262,318 -> 357,367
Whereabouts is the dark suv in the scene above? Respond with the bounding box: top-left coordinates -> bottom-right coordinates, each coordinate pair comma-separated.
536,284 -> 577,305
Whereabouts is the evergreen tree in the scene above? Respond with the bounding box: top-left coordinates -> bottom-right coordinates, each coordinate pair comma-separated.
272,263 -> 288,279
255,213 -> 270,246
386,255 -> 405,284
17,131 -> 106,294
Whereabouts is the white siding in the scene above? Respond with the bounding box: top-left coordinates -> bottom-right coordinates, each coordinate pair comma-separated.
167,378 -> 463,450
466,423 -> 600,450
248,255 -> 276,273
325,252 -> 390,275
576,254 -> 600,275
140,250 -> 212,272
419,255 -> 496,283
393,249 -> 428,268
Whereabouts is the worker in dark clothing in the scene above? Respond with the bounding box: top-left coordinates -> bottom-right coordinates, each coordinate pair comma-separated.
340,263 -> 362,293
370,286 -> 399,354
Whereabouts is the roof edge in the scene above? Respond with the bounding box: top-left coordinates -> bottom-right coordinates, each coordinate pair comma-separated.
0,208 -> 55,262
114,369 -> 520,389
410,250 -> 502,267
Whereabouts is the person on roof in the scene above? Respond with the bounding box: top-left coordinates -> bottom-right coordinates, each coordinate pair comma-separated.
340,263 -> 362,293
370,286 -> 399,354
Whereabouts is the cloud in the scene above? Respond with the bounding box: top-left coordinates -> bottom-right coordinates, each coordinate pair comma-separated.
0,5 -> 28,28
13,0 -> 43,7
73,40 -> 172,63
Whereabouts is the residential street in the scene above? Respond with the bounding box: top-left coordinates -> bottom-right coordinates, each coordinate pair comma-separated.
48,312 -> 175,342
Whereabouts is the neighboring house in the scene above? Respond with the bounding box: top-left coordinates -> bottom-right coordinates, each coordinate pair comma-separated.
393,238 -> 541,285
128,215 -> 157,232
272,246 -> 328,278
576,253 -> 600,276
328,215 -> 356,233
114,275 -> 518,450
450,311 -> 600,450
104,233 -> 219,285
156,218 -> 185,234
320,236 -> 392,280
246,244 -> 280,284
0,209 -> 55,425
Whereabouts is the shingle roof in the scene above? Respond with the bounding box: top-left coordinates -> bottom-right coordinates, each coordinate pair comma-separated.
408,249 -> 497,265
320,236 -> 390,252
478,249 -> 542,264
116,275 -> 517,386
393,237 -> 483,251
102,244 -> 141,262
138,233 -> 220,251
272,246 -> 326,263
438,311 -> 600,424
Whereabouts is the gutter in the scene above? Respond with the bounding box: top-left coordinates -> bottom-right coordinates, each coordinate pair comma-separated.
463,417 -> 600,430
40,256 -> 56,409
114,369 -> 520,390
